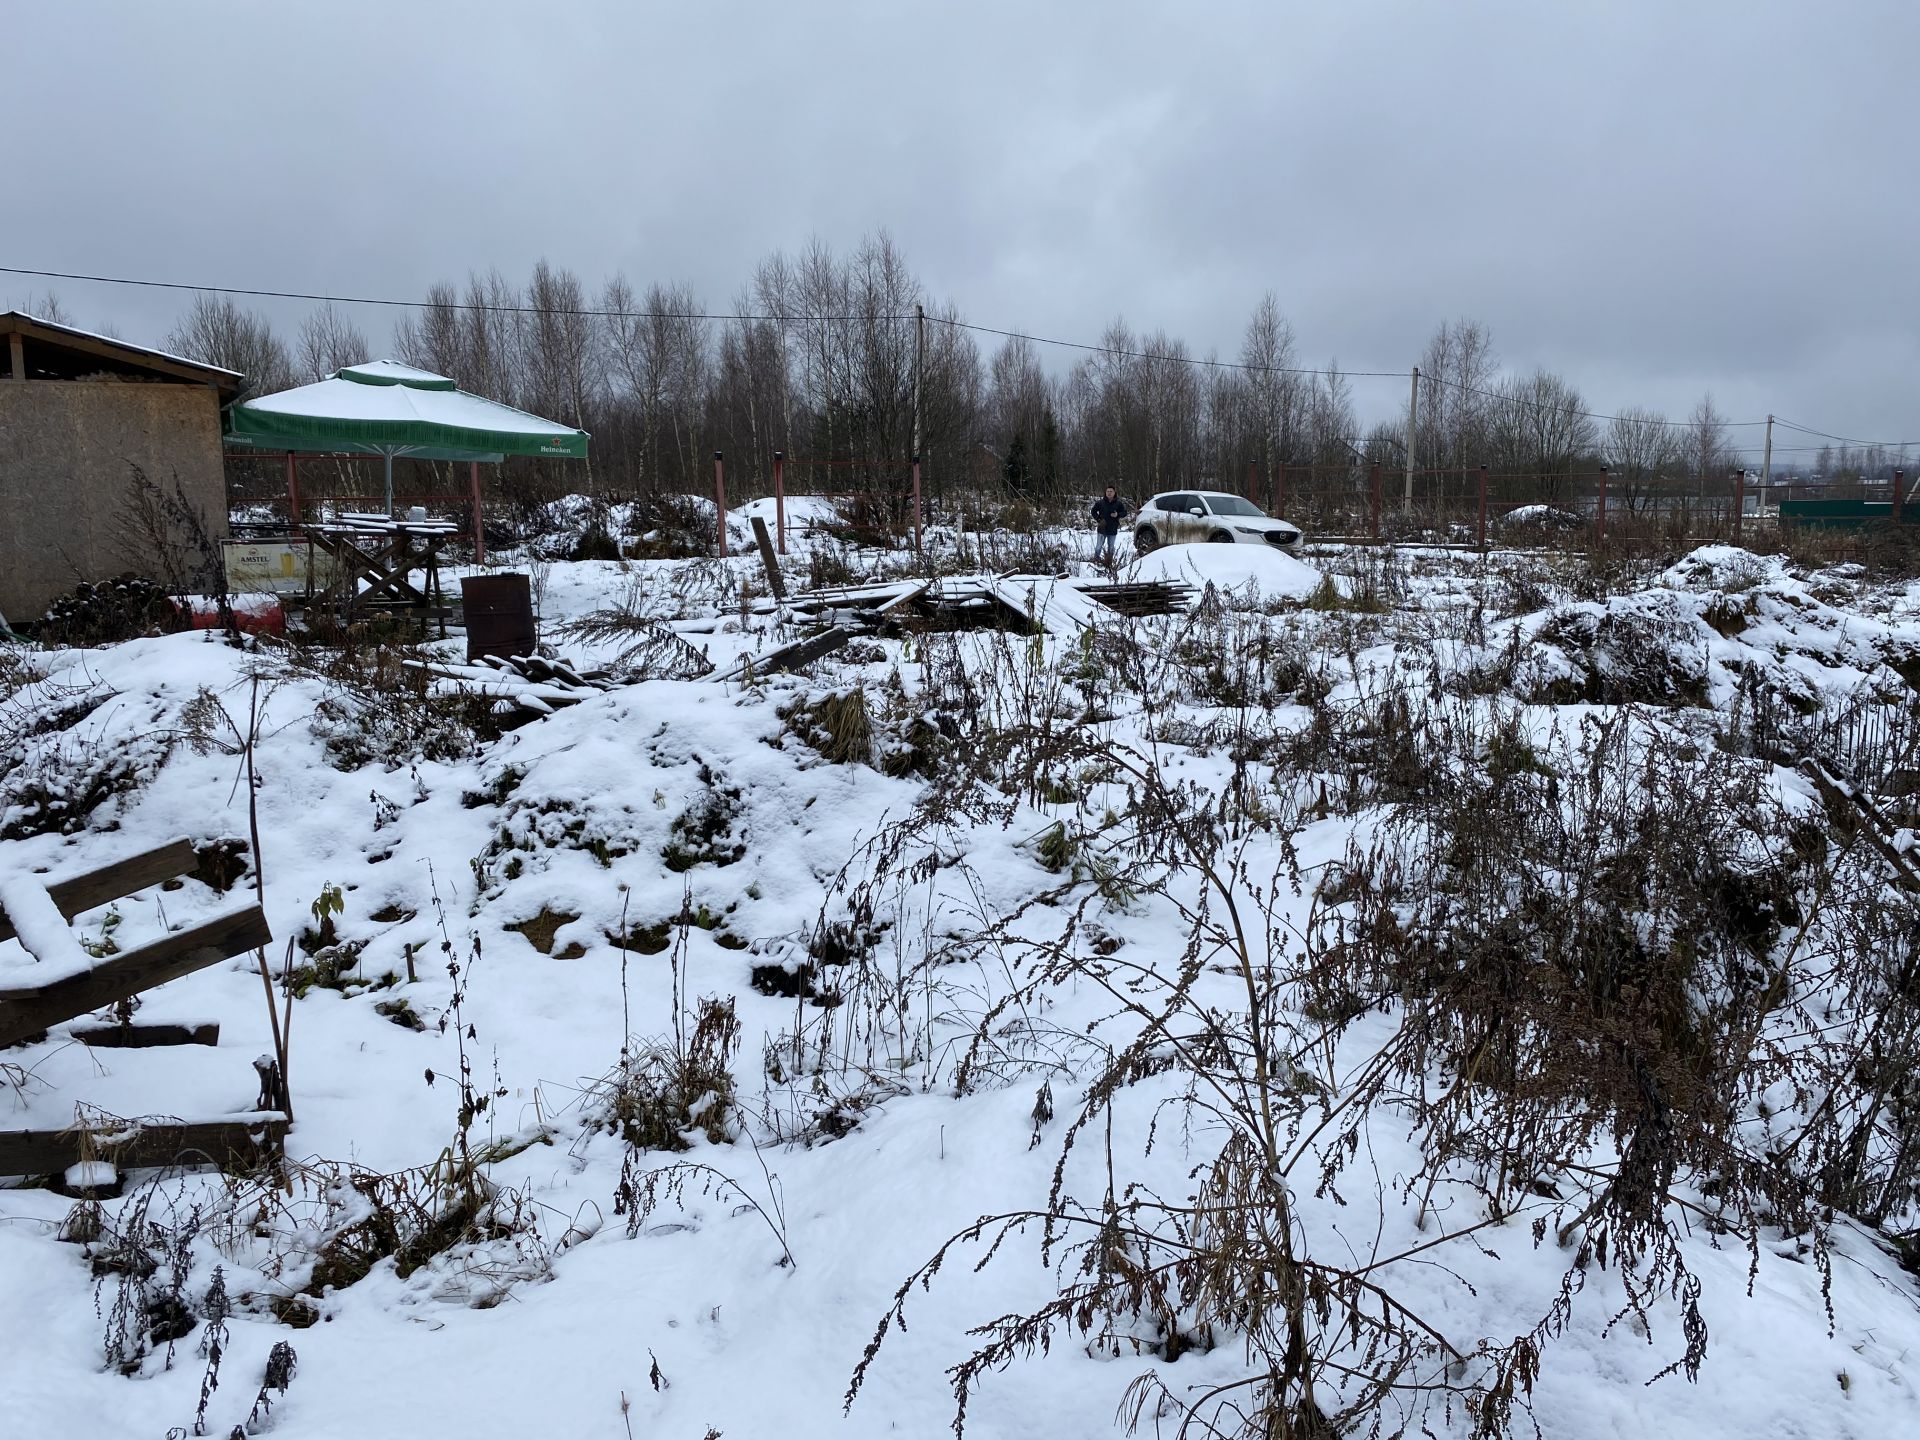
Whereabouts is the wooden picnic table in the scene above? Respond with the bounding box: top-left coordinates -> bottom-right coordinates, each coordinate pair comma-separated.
305,511 -> 460,626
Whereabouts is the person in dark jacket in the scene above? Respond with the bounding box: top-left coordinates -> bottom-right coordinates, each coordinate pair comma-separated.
1089,486 -> 1129,565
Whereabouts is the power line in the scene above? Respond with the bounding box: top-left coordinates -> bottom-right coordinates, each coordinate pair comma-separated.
10,260 -> 1909,445
1771,416 -> 1920,449
2,261 -> 1410,382
934,315 -> 1408,380
0,263 -> 891,324
1424,371 -> 1770,429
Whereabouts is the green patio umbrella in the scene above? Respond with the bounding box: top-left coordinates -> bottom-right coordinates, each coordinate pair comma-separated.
225,360 -> 588,513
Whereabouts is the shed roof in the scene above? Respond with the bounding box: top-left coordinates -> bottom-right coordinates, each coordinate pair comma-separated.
1,311 -> 244,399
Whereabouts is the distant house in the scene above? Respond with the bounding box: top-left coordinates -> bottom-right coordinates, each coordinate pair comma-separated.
0,312 -> 242,625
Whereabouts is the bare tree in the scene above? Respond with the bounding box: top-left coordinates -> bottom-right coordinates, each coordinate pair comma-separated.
1417,319 -> 1498,470
1488,369 -> 1598,498
392,281 -> 464,381
12,290 -> 73,326
1308,363 -> 1356,468
1241,293 -> 1302,481
295,302 -> 369,382
1604,406 -> 1680,514
1687,393 -> 1731,499
605,276 -> 709,492
166,294 -> 294,400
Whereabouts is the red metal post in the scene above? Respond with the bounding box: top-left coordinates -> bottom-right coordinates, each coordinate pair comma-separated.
286,452 -> 302,526
1477,464 -> 1488,549
469,461 -> 485,564
911,458 -> 923,555
713,452 -> 728,557
1733,468 -> 1745,541
1893,469 -> 1905,527
773,450 -> 786,555
1275,462 -> 1287,518
1596,466 -> 1608,545
1369,462 -> 1381,542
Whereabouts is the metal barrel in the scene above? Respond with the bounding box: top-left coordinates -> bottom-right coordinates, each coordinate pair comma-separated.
461,573 -> 536,662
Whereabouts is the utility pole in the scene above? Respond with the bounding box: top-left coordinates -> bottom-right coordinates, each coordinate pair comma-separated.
912,304 -> 924,467
1761,413 -> 1773,497
912,304 -> 925,553
1404,365 -> 1419,511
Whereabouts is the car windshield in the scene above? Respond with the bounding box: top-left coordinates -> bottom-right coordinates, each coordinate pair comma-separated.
1203,496 -> 1265,517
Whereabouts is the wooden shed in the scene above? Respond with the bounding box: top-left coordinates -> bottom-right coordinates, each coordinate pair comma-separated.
0,312 -> 242,626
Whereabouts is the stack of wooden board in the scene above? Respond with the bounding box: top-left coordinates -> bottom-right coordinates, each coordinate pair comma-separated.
406,653 -> 619,715
750,573 -> 1197,634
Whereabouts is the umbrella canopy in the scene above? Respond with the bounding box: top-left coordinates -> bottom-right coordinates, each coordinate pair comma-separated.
225,360 -> 589,463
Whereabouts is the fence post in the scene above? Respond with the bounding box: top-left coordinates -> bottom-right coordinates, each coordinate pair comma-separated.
1275,461 -> 1287,519
285,452 -> 301,526
1733,468 -> 1745,541
1596,466 -> 1608,546
1477,464 -> 1488,550
773,451 -> 786,555
713,451 -> 728,557
1369,462 -> 1381,542
1894,469 -> 1905,527
469,461 -> 485,565
911,456 -> 923,555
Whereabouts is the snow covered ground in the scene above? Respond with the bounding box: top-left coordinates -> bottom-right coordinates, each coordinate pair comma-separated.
2,532 -> 1918,1439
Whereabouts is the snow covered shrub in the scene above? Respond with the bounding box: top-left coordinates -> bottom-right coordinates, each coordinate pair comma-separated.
848,650 -> 1920,1439
661,774 -> 746,871
851,736 -> 1521,1440
295,644 -> 496,771
1531,595 -> 1709,706
619,491 -> 716,559
0,718 -> 173,840
472,791 -> 643,895
603,994 -> 741,1155
569,522 -> 623,561
780,687 -> 876,766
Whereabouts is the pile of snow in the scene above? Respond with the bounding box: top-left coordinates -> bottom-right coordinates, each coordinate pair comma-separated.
1498,503 -> 1585,529
731,494 -> 844,532
1127,542 -> 1324,600
1657,543 -> 1793,593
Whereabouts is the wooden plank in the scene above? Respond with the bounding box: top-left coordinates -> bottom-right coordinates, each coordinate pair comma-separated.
0,1113 -> 287,1180
0,837 -> 199,945
750,517 -> 788,601
987,577 -> 1108,636
875,579 -> 932,615
70,1021 -> 220,1049
710,626 -> 852,683
0,903 -> 270,1045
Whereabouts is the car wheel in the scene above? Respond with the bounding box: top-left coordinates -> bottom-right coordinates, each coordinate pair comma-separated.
1208,530 -> 1234,543
1134,525 -> 1158,553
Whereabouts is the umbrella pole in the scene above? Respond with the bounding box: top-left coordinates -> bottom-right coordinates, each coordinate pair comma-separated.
384,452 -> 395,516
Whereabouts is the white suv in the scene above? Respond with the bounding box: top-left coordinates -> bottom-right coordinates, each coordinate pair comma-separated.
1134,491 -> 1303,552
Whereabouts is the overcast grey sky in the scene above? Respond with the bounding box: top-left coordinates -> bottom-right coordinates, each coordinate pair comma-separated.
9,0 -> 1916,459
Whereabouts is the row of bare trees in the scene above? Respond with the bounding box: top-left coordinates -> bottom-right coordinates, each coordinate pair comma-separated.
105,240 -> 1906,513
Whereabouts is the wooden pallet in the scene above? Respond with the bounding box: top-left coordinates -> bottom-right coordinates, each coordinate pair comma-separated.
0,838 -> 283,1185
